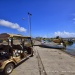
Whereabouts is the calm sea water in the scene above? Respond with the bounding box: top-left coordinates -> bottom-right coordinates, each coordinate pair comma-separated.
66,43 -> 75,56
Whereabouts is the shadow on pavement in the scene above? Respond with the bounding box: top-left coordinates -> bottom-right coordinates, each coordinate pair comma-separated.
0,72 -> 5,75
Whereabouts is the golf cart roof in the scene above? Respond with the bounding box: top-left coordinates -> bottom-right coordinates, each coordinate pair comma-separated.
0,33 -> 31,39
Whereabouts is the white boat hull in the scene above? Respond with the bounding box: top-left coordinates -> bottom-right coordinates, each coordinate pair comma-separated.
41,42 -> 64,49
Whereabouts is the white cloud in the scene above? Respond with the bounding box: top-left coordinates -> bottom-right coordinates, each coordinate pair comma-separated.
54,31 -> 75,37
0,19 -> 26,32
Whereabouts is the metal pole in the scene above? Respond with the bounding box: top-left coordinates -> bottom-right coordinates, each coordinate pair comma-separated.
28,12 -> 32,37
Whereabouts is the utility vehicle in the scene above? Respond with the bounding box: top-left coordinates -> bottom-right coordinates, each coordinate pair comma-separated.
0,33 -> 33,75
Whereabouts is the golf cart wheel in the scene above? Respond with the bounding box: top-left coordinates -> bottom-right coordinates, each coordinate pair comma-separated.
4,63 -> 14,75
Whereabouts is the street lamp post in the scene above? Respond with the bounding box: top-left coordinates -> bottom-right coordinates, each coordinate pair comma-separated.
28,12 -> 32,37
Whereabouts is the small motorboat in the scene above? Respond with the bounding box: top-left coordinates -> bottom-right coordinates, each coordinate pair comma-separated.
41,41 -> 65,49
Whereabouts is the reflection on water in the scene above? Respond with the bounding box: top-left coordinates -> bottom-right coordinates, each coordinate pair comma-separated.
66,43 -> 75,56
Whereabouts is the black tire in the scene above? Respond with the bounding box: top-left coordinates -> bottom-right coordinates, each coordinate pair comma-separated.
4,63 -> 14,75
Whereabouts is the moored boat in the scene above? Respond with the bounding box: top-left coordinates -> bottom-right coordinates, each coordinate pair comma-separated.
41,41 -> 65,49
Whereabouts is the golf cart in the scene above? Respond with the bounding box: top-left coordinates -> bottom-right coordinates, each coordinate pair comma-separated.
0,33 -> 33,75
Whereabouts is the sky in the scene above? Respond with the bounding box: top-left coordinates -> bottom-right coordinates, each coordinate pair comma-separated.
0,0 -> 75,38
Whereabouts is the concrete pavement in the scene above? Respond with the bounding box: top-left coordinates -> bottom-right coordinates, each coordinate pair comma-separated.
35,46 -> 75,75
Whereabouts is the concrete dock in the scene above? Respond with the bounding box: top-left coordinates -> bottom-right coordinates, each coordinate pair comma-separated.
35,46 -> 75,75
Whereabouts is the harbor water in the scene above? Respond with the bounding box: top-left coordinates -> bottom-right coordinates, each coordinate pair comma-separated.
66,43 -> 75,56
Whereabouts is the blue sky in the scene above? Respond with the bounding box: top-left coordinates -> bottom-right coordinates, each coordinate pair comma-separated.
0,0 -> 75,37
